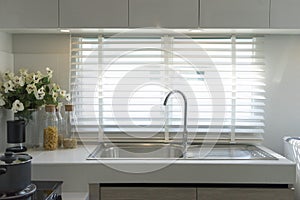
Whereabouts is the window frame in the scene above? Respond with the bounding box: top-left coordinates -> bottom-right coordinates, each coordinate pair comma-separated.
70,34 -> 265,144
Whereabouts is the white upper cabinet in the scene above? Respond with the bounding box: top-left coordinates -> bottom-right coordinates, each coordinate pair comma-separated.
200,0 -> 270,28
0,0 -> 58,28
129,0 -> 198,28
60,0 -> 128,28
2,0 -> 295,30
270,0 -> 300,28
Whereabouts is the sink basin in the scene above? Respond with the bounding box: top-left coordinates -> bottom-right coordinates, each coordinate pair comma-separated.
87,143 -> 277,160
186,144 -> 277,160
87,143 -> 183,159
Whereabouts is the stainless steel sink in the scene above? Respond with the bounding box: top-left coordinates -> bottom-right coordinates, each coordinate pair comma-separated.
87,143 -> 183,159
87,143 -> 277,160
186,144 -> 277,160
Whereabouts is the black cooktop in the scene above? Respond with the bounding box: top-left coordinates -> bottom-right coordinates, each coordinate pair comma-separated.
0,184 -> 36,200
0,181 -> 63,200
32,181 -> 63,200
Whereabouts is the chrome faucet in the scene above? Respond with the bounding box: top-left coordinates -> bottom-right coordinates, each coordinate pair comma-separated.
163,90 -> 188,158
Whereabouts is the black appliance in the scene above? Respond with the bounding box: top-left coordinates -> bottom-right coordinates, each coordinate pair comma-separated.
32,181 -> 63,200
0,181 -> 63,200
0,184 -> 36,200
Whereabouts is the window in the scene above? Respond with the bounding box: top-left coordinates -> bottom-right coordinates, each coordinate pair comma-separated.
70,34 -> 265,144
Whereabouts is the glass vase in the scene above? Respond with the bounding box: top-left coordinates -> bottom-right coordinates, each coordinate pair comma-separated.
25,109 -> 40,148
14,109 -> 41,149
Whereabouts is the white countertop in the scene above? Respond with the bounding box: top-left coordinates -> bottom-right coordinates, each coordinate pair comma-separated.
62,192 -> 88,200
28,145 -> 296,193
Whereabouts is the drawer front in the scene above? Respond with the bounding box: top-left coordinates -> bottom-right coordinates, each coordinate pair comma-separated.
101,187 -> 196,200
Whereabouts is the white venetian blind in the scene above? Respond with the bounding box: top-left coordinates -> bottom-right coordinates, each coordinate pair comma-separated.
70,35 -> 265,143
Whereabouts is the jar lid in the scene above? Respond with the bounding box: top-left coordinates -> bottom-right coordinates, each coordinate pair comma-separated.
0,152 -> 32,165
65,104 -> 73,111
45,105 -> 55,112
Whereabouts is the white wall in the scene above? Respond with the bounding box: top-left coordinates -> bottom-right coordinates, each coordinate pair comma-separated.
0,32 -> 14,152
263,35 -> 300,154
10,34 -> 300,155
13,34 -> 70,91
0,32 -> 13,72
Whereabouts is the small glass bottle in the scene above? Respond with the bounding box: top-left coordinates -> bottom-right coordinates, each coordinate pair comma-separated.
43,105 -> 58,150
63,104 -> 77,149
56,105 -> 65,148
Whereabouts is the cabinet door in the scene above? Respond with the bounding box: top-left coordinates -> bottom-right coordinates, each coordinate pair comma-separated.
200,0 -> 270,28
270,0 -> 300,28
197,187 -> 294,200
129,0 -> 198,28
0,0 -> 58,28
101,187 -> 197,200
60,0 -> 128,28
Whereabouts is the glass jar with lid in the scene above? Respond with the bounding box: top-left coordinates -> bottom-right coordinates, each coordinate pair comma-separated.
56,105 -> 65,148
63,104 -> 77,149
43,105 -> 58,150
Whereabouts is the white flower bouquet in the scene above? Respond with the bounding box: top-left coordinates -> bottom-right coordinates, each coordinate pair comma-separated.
0,68 -> 70,121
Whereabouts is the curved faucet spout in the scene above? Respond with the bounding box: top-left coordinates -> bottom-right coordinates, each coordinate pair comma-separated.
163,90 -> 188,157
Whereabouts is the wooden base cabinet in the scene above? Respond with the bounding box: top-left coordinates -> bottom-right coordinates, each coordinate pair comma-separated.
100,187 -> 196,200
197,187 -> 294,200
89,184 -> 294,200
